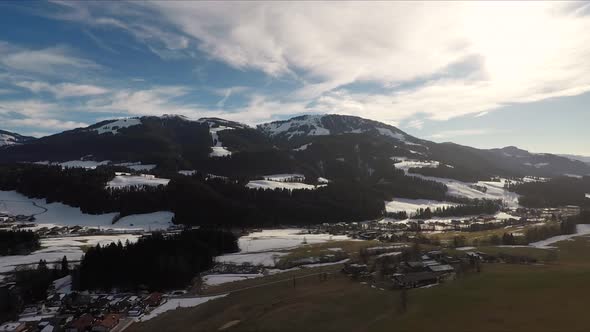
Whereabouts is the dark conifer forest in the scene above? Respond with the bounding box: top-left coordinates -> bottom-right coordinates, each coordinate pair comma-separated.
74,229 -> 238,290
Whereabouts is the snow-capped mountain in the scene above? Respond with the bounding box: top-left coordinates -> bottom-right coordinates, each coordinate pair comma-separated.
0,130 -> 35,147
258,114 -> 423,146
0,114 -> 588,180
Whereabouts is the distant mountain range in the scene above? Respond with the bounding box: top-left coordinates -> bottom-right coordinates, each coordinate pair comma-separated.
1,114 -> 589,181
559,154 -> 590,165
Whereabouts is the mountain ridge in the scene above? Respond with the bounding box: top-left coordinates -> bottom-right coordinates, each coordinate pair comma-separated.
1,114 -> 589,180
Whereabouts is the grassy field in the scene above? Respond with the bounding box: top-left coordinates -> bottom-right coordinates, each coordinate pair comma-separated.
128,235 -> 590,332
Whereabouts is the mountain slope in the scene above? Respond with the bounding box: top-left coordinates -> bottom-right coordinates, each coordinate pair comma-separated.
0,130 -> 35,147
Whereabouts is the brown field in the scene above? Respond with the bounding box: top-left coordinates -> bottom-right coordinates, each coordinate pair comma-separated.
128,235 -> 590,332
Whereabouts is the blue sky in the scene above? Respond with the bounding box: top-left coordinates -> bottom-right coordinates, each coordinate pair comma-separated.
0,1 -> 589,155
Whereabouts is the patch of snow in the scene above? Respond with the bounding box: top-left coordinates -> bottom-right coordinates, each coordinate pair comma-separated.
238,229 -> 351,253
586,193 -> 590,199
245,180 -> 317,191
208,125 -> 234,157
293,143 -> 312,151
113,162 -> 157,171
263,174 -> 305,181
140,295 -> 226,321
113,211 -> 174,231
52,275 -> 72,294
178,170 -> 197,176
494,212 -> 520,220
317,177 -> 330,184
529,224 -> 590,248
394,161 -> 520,208
0,234 -> 139,274
376,127 -> 405,141
59,160 -> 111,169
106,174 -> 169,189
385,198 -> 457,216
202,274 -> 264,287
216,252 -> 287,267
456,246 -> 476,251
93,118 -> 141,135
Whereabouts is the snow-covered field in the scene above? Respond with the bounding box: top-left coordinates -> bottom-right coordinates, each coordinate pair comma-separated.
113,211 -> 173,230
214,228 -> 352,268
238,229 -> 350,253
140,295 -> 226,321
0,234 -> 140,274
385,198 -> 457,215
216,252 -> 287,267
246,174 -> 326,191
106,174 -> 170,189
0,190 -> 173,231
0,190 -> 118,226
393,159 -> 520,208
203,274 -> 264,287
113,162 -> 156,171
529,224 -> 590,249
263,174 -> 305,181
245,180 -> 318,191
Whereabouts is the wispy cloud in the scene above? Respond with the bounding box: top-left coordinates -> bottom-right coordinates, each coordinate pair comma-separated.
15,81 -> 109,99
0,41 -> 100,75
430,129 -> 492,139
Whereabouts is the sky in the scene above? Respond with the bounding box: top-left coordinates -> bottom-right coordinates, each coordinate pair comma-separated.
0,1 -> 589,155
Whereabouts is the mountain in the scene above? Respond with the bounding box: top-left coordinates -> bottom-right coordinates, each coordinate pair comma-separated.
1,114 -> 589,180
0,130 -> 35,147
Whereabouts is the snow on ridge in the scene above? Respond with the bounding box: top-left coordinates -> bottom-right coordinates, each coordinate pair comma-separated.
93,118 -> 141,135
585,193 -> 590,199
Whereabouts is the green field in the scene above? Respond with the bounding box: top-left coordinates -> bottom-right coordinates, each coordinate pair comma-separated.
128,235 -> 590,332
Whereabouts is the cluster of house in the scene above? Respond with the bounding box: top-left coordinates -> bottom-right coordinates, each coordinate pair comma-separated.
0,286 -> 165,332
0,214 -> 34,224
514,205 -> 581,222
343,249 -> 462,289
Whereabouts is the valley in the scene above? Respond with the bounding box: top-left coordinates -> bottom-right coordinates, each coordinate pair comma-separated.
0,114 -> 589,332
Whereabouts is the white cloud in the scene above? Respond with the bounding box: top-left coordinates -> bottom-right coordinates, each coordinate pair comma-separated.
16,81 -> 109,98
14,2 -> 590,129
0,42 -> 100,75
142,2 -> 590,123
3,117 -> 87,130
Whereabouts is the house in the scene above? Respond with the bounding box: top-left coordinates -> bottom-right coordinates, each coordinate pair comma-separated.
393,271 -> 439,288
144,292 -> 163,307
0,322 -> 27,332
66,314 -> 94,332
92,314 -> 120,332
428,264 -> 454,274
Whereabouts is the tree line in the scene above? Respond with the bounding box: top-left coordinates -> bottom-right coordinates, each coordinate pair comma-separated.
0,230 -> 40,256
508,176 -> 590,208
0,163 -> 452,227
412,200 -> 500,219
